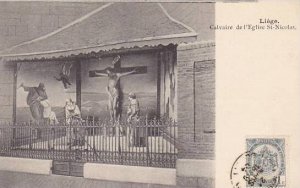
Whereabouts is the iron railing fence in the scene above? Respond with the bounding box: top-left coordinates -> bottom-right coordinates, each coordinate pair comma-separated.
0,117 -> 178,168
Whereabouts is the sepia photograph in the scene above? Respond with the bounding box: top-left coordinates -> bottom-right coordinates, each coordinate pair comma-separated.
0,1 -> 216,188
1,1 -> 299,188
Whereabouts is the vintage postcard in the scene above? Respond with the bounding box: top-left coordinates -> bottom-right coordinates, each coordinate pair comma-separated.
0,1 -> 299,188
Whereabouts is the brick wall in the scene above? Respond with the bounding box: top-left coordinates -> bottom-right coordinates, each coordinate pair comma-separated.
0,61 -> 15,122
0,2 -> 103,51
176,41 -> 215,188
177,41 -> 215,160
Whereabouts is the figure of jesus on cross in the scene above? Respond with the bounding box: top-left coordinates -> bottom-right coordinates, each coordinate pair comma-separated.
90,55 -> 147,122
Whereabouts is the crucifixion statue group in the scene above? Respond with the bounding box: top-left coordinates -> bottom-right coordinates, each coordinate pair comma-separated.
90,55 -> 147,122
94,55 -> 136,121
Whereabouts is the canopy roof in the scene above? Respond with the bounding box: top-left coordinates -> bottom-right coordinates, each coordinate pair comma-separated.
0,3 -> 197,61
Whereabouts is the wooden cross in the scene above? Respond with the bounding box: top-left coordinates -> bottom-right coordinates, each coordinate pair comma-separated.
89,59 -> 147,78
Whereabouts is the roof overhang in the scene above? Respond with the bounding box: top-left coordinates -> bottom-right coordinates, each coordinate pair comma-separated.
0,3 -> 197,62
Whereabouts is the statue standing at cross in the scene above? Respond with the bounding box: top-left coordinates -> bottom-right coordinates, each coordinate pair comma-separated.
94,55 -> 137,121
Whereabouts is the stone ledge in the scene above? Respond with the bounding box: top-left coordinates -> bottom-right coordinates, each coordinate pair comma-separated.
84,163 -> 176,186
177,41 -> 215,51
0,157 -> 52,175
176,176 -> 215,188
176,159 -> 215,178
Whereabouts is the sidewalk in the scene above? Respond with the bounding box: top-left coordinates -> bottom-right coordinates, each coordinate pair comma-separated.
0,171 -> 176,188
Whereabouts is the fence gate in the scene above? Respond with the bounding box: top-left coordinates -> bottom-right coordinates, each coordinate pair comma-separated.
52,160 -> 84,177
51,125 -> 86,177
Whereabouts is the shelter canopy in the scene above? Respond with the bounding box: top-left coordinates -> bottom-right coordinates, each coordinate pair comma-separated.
0,3 -> 197,61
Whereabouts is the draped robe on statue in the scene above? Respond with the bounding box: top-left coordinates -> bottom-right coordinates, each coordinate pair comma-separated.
23,86 -> 48,120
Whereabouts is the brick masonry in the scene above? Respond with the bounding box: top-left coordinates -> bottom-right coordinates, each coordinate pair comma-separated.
0,61 -> 15,122
177,41 -> 215,160
176,41 -> 215,188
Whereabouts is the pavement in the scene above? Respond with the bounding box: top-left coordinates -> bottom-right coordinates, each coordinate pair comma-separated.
0,171 -> 176,188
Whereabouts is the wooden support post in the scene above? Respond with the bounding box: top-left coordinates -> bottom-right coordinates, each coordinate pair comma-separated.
13,63 -> 17,142
76,61 -> 81,110
12,63 -> 17,124
157,52 -> 161,117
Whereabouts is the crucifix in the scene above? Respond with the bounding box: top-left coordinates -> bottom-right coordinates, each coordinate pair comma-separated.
89,55 -> 147,121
